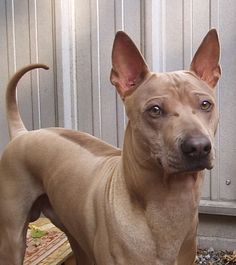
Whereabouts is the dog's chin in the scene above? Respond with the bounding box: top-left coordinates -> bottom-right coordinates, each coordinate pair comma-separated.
163,159 -> 214,175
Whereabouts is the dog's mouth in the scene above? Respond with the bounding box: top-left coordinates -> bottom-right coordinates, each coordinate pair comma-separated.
164,159 -> 214,175
182,158 -> 213,173
151,134 -> 215,174
158,149 -> 214,175
162,135 -> 215,174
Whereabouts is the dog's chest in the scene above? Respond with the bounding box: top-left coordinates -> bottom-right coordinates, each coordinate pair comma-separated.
145,187 -> 198,262
99,179 -> 197,265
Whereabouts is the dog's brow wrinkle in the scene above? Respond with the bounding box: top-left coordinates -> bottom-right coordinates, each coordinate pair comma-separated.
145,96 -> 169,104
192,91 -> 212,97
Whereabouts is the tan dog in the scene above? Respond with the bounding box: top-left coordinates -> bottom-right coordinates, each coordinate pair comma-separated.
0,29 -> 220,265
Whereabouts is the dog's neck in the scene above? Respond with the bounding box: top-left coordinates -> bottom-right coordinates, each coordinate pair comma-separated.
121,122 -> 203,208
118,122 -> 203,256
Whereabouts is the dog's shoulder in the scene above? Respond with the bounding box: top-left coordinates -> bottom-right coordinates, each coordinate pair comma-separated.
45,128 -> 121,157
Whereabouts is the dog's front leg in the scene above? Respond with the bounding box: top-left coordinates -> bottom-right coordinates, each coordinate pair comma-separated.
177,231 -> 197,265
67,235 -> 94,265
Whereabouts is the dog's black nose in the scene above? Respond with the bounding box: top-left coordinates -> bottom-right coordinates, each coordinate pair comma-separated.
181,136 -> 211,159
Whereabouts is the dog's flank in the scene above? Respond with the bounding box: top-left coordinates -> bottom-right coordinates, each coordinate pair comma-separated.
0,29 -> 220,265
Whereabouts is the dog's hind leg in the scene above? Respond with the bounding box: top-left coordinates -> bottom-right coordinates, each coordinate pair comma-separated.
0,198 -> 35,265
0,167 -> 43,264
0,196 -> 45,265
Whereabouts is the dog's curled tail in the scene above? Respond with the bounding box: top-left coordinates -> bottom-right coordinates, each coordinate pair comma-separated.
6,64 -> 49,139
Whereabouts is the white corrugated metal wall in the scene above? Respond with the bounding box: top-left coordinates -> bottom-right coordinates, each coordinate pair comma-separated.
0,0 -> 59,149
0,0 -> 236,248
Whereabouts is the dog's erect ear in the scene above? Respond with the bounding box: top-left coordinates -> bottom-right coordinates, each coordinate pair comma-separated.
110,31 -> 149,99
190,29 -> 221,88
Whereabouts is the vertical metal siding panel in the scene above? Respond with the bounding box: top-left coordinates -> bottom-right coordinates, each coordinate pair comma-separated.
98,0 -> 117,146
6,0 -> 16,74
54,0 -> 66,128
75,1 -> 93,134
192,0 -> 210,53
165,0 -> 184,71
123,0 -> 141,48
0,0 -> 10,152
143,0 -> 158,71
56,0 -> 78,129
114,0 -> 124,30
202,172 -> 211,200
218,1 -> 236,200
29,0 -> 41,129
90,0 -> 102,139
35,0 -> 57,128
154,0 -> 166,73
10,0 -> 33,131
183,0 -> 192,70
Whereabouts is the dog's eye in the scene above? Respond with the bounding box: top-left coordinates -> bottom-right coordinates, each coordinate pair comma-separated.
148,105 -> 162,117
200,100 -> 212,111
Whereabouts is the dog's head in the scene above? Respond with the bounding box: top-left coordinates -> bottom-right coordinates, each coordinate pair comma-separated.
110,30 -> 220,174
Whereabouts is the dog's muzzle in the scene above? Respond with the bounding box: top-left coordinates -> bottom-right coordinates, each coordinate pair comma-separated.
180,135 -> 213,171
